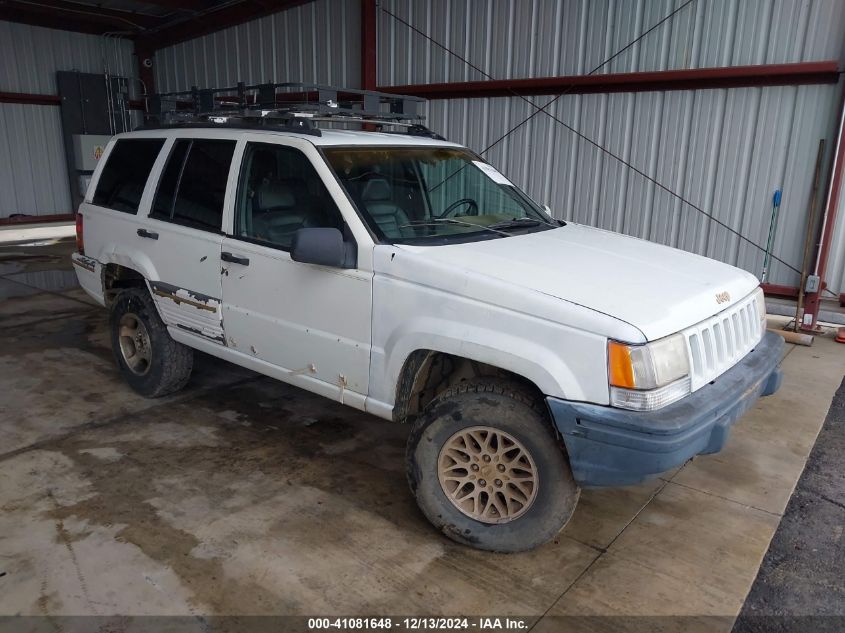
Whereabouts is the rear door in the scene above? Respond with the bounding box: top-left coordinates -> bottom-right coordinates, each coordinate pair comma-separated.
79,136 -> 167,266
139,136 -> 238,345
79,136 -> 167,293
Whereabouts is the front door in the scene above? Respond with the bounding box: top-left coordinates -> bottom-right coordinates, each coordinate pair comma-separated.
220,139 -> 372,405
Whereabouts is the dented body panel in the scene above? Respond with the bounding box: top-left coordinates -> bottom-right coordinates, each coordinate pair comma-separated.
366,244 -> 634,412
71,253 -> 105,306
133,217 -> 226,346
219,235 -> 373,396
148,281 -> 225,344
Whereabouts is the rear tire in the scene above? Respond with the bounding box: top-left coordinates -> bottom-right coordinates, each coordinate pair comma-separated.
110,287 -> 193,398
406,380 -> 580,552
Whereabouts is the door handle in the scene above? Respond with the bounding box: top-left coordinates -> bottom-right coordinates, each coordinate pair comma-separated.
137,228 -> 159,240
221,252 -> 250,266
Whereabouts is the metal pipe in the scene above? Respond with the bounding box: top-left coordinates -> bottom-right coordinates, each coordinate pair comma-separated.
761,189 -> 783,283
101,34 -> 115,135
813,86 -> 845,273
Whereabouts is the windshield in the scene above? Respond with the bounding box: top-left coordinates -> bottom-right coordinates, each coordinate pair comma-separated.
323,147 -> 557,244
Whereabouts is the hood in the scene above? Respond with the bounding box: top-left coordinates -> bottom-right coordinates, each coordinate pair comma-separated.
396,223 -> 760,341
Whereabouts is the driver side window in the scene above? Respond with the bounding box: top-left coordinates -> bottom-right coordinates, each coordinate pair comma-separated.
234,143 -> 344,250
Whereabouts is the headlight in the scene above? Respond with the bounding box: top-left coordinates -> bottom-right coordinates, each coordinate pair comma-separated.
754,286 -> 767,332
608,334 -> 691,411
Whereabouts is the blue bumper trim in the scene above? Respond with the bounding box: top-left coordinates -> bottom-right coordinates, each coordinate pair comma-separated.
547,331 -> 785,487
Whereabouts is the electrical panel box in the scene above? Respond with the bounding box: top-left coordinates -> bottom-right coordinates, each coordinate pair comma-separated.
72,134 -> 112,172
804,275 -> 821,293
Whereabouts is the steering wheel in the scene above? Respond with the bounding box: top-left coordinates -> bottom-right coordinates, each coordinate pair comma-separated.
441,198 -> 479,218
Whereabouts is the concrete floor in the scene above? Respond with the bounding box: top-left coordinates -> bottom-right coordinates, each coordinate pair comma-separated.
1,237 -> 843,629
735,376 -> 845,631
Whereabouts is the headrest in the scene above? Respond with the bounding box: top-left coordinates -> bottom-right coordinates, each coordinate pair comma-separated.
251,150 -> 276,178
361,178 -> 392,202
256,181 -> 295,211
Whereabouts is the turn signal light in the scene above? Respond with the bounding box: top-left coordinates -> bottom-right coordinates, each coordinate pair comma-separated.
607,341 -> 635,388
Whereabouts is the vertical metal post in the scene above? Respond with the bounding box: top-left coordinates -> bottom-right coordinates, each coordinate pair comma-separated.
134,40 -> 155,115
801,82 -> 845,331
361,0 -> 377,90
795,140 -> 826,332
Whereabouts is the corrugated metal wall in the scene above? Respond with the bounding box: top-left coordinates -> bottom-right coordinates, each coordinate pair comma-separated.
418,84 -> 840,287
379,0 -> 845,287
0,105 -> 71,217
0,21 -> 136,218
154,0 -> 361,93
0,21 -> 136,94
378,0 -> 845,84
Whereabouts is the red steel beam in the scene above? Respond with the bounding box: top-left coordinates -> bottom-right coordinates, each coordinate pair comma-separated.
378,62 -> 841,99
0,92 -> 61,106
134,41 -> 156,110
1,90 -> 144,110
132,0 -> 204,11
761,283 -> 800,299
361,0 -> 377,90
0,213 -> 76,226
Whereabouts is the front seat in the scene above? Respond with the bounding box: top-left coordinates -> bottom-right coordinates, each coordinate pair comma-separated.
360,178 -> 413,238
252,181 -> 306,247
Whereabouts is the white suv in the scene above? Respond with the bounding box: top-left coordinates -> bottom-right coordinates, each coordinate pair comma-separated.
72,119 -> 783,552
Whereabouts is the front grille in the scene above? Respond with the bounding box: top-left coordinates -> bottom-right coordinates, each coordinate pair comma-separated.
684,292 -> 763,391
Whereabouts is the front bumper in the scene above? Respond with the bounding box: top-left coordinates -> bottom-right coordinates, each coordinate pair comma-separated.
547,331 -> 784,487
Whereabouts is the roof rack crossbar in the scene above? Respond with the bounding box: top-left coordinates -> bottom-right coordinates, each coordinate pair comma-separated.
154,81 -> 423,117
146,81 -> 437,139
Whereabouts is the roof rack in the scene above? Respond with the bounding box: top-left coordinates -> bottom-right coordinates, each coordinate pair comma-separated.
145,81 -> 442,139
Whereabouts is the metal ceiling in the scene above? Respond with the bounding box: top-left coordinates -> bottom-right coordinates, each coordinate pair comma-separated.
0,0 -> 309,47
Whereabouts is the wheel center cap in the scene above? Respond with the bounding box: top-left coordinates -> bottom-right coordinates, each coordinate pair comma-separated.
480,463 -> 495,479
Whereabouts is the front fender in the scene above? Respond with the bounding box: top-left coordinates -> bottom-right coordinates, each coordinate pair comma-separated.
383,316 -> 579,400
369,303 -> 611,414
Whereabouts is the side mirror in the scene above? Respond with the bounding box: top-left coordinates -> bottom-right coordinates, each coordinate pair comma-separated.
290,227 -> 354,268
542,203 -> 553,216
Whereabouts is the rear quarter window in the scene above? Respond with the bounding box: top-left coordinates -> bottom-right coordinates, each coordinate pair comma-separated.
92,139 -> 165,213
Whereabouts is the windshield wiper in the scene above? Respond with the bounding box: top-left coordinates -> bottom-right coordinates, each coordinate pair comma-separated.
487,217 -> 540,230
400,218 -> 512,237
487,216 -> 564,230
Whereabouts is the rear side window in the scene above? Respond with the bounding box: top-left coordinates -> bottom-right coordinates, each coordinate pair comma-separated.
93,139 -> 164,213
151,139 -> 236,232
151,140 -> 190,220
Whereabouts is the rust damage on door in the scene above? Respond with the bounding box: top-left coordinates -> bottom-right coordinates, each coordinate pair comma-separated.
148,280 -> 226,344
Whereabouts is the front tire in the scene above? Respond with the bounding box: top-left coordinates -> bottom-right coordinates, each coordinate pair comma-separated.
406,380 -> 580,552
110,287 -> 193,398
